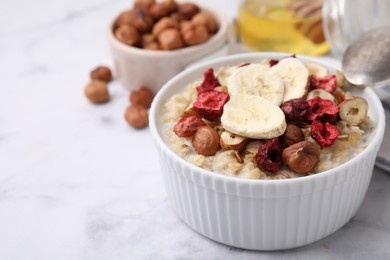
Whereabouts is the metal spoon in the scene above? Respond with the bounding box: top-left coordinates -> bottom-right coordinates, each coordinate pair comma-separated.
342,26 -> 390,87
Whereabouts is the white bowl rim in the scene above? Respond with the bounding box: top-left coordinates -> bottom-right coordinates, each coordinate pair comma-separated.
150,52 -> 386,186
106,3 -> 229,58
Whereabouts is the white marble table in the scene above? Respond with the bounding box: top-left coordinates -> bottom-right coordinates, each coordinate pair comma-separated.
1,0 -> 390,259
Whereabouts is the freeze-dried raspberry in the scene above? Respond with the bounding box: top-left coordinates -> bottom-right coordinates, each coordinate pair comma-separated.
196,68 -> 220,94
269,59 -> 279,67
310,75 -> 337,93
173,115 -> 206,137
255,138 -> 282,173
311,120 -> 339,147
238,62 -> 251,67
280,98 -> 310,122
193,90 -> 229,121
306,96 -> 339,122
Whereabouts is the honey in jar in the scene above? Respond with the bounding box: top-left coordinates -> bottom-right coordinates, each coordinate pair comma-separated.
237,0 -> 329,55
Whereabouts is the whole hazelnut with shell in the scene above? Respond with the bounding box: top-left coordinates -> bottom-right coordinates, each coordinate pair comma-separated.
130,86 -> 154,108
281,124 -> 305,147
192,12 -> 218,33
84,80 -> 110,104
152,17 -> 179,37
158,28 -> 183,50
282,141 -> 320,174
90,66 -> 112,82
115,25 -> 140,46
124,104 -> 149,129
181,22 -> 209,46
178,3 -> 200,20
192,125 -> 220,156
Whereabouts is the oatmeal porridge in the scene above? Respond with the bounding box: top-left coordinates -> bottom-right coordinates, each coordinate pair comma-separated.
162,56 -> 374,179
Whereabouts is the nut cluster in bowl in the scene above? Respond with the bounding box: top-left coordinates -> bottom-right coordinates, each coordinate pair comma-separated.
162,55 -> 374,179
113,0 -> 219,51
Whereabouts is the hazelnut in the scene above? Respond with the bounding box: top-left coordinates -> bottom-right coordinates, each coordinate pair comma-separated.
149,2 -> 169,21
282,141 -> 320,174
134,0 -> 155,9
178,3 -> 200,20
115,10 -> 133,28
307,89 -> 336,103
124,104 -> 149,129
170,12 -> 185,22
181,22 -> 209,46
192,12 -> 218,33
115,25 -> 140,46
90,66 -> 112,82
141,33 -> 155,46
125,9 -> 154,33
281,124 -> 305,147
220,131 -> 248,151
164,0 -> 178,13
130,86 -> 154,108
192,125 -> 220,156
158,28 -> 183,50
144,41 -> 161,50
152,17 -> 179,37
339,97 -> 368,125
84,80 -> 110,104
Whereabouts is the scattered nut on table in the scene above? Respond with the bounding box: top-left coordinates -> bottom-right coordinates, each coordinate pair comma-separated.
84,80 -> 110,104
124,104 -> 149,129
90,66 -> 112,82
130,86 -> 154,108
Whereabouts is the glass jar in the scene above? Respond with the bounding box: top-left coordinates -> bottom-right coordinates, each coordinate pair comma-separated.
237,0 -> 329,55
322,0 -> 390,57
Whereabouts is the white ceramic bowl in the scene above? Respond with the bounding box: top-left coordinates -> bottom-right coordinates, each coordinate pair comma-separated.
149,52 -> 386,250
106,4 -> 228,94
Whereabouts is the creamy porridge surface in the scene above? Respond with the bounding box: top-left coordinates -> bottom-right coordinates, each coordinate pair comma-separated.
162,58 -> 374,179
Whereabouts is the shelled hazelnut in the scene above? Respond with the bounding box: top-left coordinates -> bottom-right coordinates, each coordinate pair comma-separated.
115,25 -> 140,46
158,28 -> 183,50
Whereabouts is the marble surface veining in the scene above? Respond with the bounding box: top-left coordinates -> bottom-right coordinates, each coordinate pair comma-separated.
0,0 -> 390,259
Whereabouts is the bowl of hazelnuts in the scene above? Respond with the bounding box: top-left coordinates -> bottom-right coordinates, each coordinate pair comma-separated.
107,0 -> 228,93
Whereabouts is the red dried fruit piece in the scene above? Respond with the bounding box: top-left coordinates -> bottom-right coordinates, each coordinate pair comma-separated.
238,62 -> 251,67
193,90 -> 229,121
311,120 -> 339,147
269,59 -> 279,67
306,96 -> 339,122
310,75 -> 337,93
255,138 -> 282,173
173,115 -> 206,137
280,98 -> 310,122
196,68 -> 220,94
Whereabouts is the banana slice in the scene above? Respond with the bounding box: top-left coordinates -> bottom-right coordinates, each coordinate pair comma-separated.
305,62 -> 328,77
271,57 -> 309,102
221,94 -> 287,139
227,64 -> 285,106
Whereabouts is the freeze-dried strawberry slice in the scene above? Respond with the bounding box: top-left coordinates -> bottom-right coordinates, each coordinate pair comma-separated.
255,138 -> 282,173
196,68 -> 220,94
311,120 -> 339,147
193,90 -> 229,121
173,115 -> 206,137
280,98 -> 310,122
310,75 -> 337,93
306,96 -> 339,122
